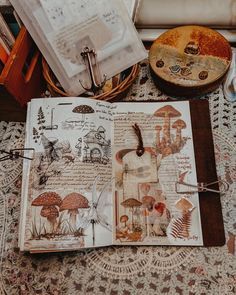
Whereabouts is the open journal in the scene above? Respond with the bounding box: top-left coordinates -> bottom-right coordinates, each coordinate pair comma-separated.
20,97 -> 213,252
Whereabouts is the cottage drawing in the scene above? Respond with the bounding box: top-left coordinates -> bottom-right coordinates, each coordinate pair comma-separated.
75,126 -> 110,164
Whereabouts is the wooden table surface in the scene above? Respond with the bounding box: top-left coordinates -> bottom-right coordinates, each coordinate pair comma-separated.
0,88 -> 28,122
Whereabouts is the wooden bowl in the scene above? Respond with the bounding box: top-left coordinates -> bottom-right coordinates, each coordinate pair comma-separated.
149,26 -> 232,97
42,58 -> 139,101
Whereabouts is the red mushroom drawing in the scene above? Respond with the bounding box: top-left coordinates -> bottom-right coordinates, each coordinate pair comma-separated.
121,198 -> 142,230
31,192 -> 62,233
59,192 -> 90,229
72,105 -> 95,122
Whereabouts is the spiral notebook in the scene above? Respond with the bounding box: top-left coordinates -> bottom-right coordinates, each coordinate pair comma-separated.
19,98 -> 225,252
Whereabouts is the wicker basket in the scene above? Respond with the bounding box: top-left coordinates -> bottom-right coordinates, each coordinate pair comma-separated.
42,58 -> 139,101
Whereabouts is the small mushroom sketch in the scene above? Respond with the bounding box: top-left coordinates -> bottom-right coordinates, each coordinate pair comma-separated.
121,198 -> 142,230
72,105 -> 95,122
31,192 -> 62,233
59,193 -> 90,229
120,215 -> 129,228
154,105 -> 181,145
172,119 -> 186,147
40,206 -> 59,232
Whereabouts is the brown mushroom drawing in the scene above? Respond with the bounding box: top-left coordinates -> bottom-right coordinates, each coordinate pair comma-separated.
120,215 -> 129,228
121,198 -> 142,230
172,119 -> 186,147
142,195 -> 156,211
72,105 -> 95,122
155,125 -> 162,147
32,192 -> 62,233
154,105 -> 181,145
40,206 -> 59,233
141,195 -> 156,235
59,192 -> 90,229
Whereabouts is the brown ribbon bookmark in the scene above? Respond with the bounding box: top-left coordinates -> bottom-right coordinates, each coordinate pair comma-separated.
132,123 -> 145,157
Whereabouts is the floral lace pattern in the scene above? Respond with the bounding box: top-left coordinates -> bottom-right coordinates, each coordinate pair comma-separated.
0,62 -> 236,294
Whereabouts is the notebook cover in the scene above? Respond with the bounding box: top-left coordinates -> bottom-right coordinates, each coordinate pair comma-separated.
189,99 -> 225,246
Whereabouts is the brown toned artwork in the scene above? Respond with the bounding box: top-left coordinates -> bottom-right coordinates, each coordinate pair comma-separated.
154,105 -> 188,157
30,191 -> 89,243
170,197 -> 195,239
113,107 -> 202,245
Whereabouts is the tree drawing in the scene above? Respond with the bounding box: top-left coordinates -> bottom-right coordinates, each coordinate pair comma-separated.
37,107 -> 46,135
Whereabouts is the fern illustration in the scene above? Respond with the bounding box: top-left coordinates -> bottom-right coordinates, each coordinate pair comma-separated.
171,210 -> 193,239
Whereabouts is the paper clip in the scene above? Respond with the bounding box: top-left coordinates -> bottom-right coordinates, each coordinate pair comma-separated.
79,46 -> 106,95
175,180 -> 229,194
0,148 -> 35,162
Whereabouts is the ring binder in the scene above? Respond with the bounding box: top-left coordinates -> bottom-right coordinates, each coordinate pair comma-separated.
175,180 -> 229,194
0,148 -> 34,162
79,46 -> 106,95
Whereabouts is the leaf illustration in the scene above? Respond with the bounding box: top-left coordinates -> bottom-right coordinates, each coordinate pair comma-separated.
170,210 -> 193,239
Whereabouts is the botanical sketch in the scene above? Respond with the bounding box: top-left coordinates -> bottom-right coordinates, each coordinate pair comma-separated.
23,98 -> 113,251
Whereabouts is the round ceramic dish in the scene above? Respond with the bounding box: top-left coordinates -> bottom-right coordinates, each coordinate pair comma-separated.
149,26 -> 232,97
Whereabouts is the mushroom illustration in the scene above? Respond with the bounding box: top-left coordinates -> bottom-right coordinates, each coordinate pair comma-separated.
142,195 -> 156,211
142,195 -> 156,235
32,192 -> 62,233
140,183 -> 151,196
172,119 -> 186,147
154,105 -> 181,145
40,206 -> 59,232
120,215 -> 129,228
59,192 -> 90,228
121,198 -> 142,230
72,105 -> 95,122
155,125 -> 162,147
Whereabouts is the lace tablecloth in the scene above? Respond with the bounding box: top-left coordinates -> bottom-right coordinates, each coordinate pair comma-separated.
0,61 -> 236,294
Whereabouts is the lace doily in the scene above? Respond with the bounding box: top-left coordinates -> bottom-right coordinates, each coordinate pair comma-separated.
0,62 -> 236,294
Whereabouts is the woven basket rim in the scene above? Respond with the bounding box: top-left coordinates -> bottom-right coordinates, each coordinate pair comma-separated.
42,58 -> 139,101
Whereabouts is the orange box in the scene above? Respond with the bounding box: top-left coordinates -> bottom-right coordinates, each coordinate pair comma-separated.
0,26 -> 43,106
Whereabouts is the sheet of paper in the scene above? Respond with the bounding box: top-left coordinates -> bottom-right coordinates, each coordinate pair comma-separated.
21,98 -> 114,251
10,0 -> 147,95
111,101 -> 203,246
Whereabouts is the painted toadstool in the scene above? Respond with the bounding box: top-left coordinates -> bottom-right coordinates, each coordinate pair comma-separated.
72,105 -> 95,122
59,193 -> 90,228
32,191 -> 62,233
40,206 -> 59,232
121,198 -> 142,229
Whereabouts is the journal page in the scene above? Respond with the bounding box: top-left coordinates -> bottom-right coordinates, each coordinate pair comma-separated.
111,101 -> 203,246
20,98 -> 114,252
